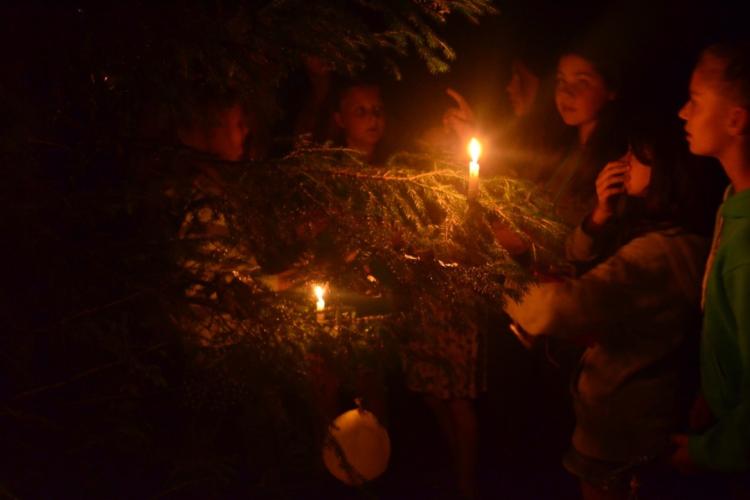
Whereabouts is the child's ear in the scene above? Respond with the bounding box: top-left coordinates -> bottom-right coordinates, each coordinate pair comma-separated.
334,112 -> 344,128
728,106 -> 749,136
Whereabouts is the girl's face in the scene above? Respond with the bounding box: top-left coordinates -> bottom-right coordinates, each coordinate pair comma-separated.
555,54 -> 614,128
622,149 -> 652,197
506,60 -> 540,118
334,85 -> 385,152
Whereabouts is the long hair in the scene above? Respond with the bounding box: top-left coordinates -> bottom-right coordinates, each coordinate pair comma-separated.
618,120 -> 720,242
558,42 -> 628,200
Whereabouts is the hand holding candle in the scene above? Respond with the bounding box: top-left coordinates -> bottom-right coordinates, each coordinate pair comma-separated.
467,137 -> 481,201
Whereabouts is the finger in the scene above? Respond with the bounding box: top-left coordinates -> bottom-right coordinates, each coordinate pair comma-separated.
597,175 -> 626,191
597,173 -> 626,187
446,87 -> 472,114
598,169 -> 626,183
443,108 -> 464,121
599,188 -> 624,201
598,163 -> 628,179
602,177 -> 626,190
603,159 -> 629,170
602,165 -> 628,177
600,185 -> 625,197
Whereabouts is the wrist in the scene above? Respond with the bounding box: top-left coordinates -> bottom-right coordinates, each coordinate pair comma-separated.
590,206 -> 611,227
582,211 -> 608,236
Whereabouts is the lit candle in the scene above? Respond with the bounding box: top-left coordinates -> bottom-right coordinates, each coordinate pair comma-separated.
468,137 -> 481,201
314,284 -> 326,323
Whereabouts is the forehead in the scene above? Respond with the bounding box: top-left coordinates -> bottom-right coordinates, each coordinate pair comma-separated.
340,86 -> 382,108
557,54 -> 600,77
691,57 -> 727,92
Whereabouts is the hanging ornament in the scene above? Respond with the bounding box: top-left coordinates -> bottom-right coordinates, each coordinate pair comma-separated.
322,399 -> 390,485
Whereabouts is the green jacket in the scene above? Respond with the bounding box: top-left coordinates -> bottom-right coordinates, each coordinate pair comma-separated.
690,188 -> 750,471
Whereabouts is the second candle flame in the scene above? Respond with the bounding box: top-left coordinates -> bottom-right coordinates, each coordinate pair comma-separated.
314,285 -> 325,312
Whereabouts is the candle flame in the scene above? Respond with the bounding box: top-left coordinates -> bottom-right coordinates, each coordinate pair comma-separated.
314,284 -> 326,312
468,138 -> 481,162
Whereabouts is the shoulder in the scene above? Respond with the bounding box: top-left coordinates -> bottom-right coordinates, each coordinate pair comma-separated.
720,220 -> 750,272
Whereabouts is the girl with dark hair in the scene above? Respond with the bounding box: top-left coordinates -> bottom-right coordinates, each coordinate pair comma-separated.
505,122 -> 710,499
542,44 -> 628,227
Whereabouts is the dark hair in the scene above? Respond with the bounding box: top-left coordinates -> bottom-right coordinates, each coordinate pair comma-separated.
560,42 -> 622,96
177,86 -> 244,133
620,121 -> 720,239
700,41 -> 750,107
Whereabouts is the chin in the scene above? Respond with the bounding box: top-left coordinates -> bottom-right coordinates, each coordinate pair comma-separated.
687,143 -> 707,156
560,116 -> 581,126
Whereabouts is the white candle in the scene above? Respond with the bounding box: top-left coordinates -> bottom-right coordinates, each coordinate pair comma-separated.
314,285 -> 326,323
468,137 -> 481,200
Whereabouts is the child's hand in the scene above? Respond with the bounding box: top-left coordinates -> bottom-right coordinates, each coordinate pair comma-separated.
491,220 -> 529,257
592,159 -> 628,226
689,393 -> 715,432
669,434 -> 699,474
442,88 -> 475,143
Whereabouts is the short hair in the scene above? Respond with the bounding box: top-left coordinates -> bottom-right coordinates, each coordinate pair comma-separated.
700,41 -> 750,107
177,87 -> 243,133
333,78 -> 382,111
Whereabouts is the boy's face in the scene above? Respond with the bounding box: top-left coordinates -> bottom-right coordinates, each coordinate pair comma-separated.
678,57 -> 735,158
555,54 -> 614,127
335,86 -> 385,152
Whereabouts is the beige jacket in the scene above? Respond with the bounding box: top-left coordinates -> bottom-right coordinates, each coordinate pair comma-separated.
505,226 -> 708,461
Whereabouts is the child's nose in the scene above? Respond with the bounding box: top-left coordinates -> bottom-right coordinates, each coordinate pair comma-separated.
557,81 -> 573,96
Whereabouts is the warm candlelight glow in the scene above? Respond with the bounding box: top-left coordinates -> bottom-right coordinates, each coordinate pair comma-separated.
468,137 -> 481,164
467,138 -> 481,200
314,285 -> 326,312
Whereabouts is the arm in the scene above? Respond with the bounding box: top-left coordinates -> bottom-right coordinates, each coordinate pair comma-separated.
505,233 -> 668,340
565,213 -> 615,264
565,160 -> 627,264
688,263 -> 750,471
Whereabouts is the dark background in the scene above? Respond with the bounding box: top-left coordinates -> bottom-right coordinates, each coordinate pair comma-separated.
2,1 -> 744,498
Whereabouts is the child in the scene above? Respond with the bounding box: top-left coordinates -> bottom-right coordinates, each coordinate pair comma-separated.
671,41 -> 750,483
505,124 -> 709,499
543,45 -> 626,226
332,79 -> 386,164
177,92 -> 249,162
493,45 -> 627,261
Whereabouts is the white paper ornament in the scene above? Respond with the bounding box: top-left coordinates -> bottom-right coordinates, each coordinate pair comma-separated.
322,405 -> 390,485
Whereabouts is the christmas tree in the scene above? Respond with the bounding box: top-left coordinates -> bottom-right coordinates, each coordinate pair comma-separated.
1,2 -> 573,497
